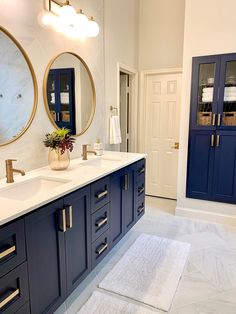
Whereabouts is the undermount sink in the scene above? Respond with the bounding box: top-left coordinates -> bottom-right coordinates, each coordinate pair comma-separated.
0,176 -> 70,201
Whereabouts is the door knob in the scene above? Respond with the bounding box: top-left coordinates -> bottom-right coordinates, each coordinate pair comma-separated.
171,142 -> 179,150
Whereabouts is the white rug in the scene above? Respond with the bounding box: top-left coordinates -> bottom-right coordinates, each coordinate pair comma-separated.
99,234 -> 191,312
78,290 -> 160,314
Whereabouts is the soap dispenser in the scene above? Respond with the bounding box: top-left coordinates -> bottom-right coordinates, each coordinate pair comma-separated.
94,139 -> 103,156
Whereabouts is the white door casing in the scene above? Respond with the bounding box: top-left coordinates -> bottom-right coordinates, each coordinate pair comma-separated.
120,74 -> 130,152
143,70 -> 182,199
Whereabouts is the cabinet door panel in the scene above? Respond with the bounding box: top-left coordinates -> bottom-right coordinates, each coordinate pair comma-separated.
123,164 -> 136,233
25,199 -> 66,314
64,186 -> 91,294
187,131 -> 215,200
213,131 -> 236,203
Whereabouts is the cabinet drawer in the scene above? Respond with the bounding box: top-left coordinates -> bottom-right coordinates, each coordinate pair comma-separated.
137,182 -> 145,197
91,204 -> 110,242
136,196 -> 145,221
0,262 -> 29,313
91,177 -> 110,213
0,219 -> 26,278
15,302 -> 30,314
136,159 -> 146,182
92,230 -> 110,269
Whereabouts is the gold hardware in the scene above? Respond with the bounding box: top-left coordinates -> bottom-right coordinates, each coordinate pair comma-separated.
138,186 -> 145,194
0,245 -> 16,260
81,144 -> 97,160
138,167 -> 145,174
212,113 -> 216,126
5,159 -> 25,183
171,142 -> 179,150
0,288 -> 20,309
66,206 -> 73,229
96,243 -> 108,256
60,209 -> 66,232
123,173 -> 129,191
95,217 -> 108,228
217,114 -> 221,126
96,190 -> 108,199
216,135 -> 220,147
211,134 -> 215,147
137,205 -> 145,214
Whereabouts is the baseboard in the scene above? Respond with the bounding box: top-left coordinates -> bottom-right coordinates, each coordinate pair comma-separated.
176,206 -> 236,227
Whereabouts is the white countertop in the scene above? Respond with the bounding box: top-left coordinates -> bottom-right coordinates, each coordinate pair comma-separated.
0,151 -> 146,226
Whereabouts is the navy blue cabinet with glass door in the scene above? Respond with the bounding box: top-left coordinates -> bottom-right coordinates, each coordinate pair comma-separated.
187,53 -> 236,204
47,68 -> 76,134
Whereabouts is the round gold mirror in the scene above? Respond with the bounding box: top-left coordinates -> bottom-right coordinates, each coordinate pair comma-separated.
43,52 -> 96,136
0,26 -> 37,146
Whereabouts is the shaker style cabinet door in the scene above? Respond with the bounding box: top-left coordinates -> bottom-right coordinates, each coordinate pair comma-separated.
187,131 -> 215,200
212,131 -> 236,203
123,164 -> 136,233
25,199 -> 66,314
64,186 -> 91,294
190,55 -> 221,130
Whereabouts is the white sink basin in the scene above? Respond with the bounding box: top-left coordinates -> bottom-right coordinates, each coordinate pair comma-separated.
0,176 -> 70,201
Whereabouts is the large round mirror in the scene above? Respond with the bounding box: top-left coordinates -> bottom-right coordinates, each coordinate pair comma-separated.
43,52 -> 96,136
0,26 -> 37,146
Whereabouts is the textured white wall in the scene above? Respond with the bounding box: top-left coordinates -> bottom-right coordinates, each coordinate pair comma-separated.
139,0 -> 185,70
177,0 -> 236,220
0,0 -> 104,178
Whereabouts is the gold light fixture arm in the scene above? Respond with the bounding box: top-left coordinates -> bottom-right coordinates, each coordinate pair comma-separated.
48,0 -> 70,12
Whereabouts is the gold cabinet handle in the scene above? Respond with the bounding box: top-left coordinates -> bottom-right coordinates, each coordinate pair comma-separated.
217,114 -> 221,126
96,190 -> 108,199
138,186 -> 145,194
171,142 -> 179,149
0,288 -> 20,309
211,134 -> 215,147
95,217 -> 108,228
137,205 -> 145,214
66,206 -> 73,229
0,245 -> 16,260
212,113 -> 216,126
123,173 -> 129,191
60,209 -> 66,232
216,135 -> 220,147
96,243 -> 108,256
138,167 -> 145,174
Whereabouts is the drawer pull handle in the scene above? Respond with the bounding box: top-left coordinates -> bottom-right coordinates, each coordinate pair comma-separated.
216,135 -> 220,147
123,174 -> 129,191
137,206 -> 145,214
96,190 -> 108,199
138,167 -> 145,174
60,209 -> 66,232
96,243 -> 108,256
0,288 -> 19,309
138,187 -> 145,194
95,217 -> 108,228
66,206 -> 73,229
0,245 -> 16,260
217,113 -> 221,126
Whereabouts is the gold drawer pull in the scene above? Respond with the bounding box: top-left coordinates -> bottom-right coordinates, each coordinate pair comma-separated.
138,186 -> 145,194
0,245 -> 16,260
216,135 -> 220,147
211,134 -> 215,147
0,288 -> 19,309
212,113 -> 216,126
60,209 -> 66,232
95,217 -> 108,228
66,206 -> 73,229
96,243 -> 108,256
138,167 -> 145,174
217,114 -> 221,126
96,190 -> 108,199
137,206 -> 145,214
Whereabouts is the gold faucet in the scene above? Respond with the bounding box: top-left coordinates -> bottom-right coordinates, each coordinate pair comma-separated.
82,144 -> 97,160
5,159 -> 25,183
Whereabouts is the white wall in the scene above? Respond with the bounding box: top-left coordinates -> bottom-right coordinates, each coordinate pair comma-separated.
139,0 -> 185,70
0,0 -> 104,178
177,0 -> 236,224
104,0 -> 139,148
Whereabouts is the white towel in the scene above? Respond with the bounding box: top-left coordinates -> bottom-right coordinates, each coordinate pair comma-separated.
110,116 -> 122,144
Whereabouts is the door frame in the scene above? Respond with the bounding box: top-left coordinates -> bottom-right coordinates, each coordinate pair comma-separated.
117,62 -> 138,152
139,68 -> 182,153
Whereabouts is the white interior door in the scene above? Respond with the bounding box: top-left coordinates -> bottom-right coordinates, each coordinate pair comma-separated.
120,73 -> 130,152
144,72 -> 182,199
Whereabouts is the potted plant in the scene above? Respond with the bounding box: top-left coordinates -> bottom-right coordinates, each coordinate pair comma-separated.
43,128 -> 75,170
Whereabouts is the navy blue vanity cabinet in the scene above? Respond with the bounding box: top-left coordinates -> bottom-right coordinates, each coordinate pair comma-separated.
25,199 -> 67,314
212,131 -> 236,203
136,159 -> 146,221
63,186 -> 91,294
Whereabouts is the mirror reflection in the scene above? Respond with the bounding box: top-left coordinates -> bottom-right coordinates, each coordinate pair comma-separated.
45,52 -> 95,136
0,28 -> 36,146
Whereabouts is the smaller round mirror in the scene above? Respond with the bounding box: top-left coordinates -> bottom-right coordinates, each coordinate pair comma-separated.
44,52 -> 96,136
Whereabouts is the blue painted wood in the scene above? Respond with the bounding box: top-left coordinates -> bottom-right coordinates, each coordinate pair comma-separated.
212,131 -> 236,203
0,219 -> 26,278
0,262 -> 29,314
25,199 -> 66,314
91,229 -> 110,269
90,176 -> 110,214
91,203 -> 110,242
187,130 -> 215,200
15,302 -> 30,314
64,186 -> 91,294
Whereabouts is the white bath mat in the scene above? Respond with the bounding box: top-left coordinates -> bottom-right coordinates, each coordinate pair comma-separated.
99,234 -> 191,312
78,290 -> 160,314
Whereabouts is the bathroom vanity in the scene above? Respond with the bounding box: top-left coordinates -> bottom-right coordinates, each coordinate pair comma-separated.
0,152 -> 146,314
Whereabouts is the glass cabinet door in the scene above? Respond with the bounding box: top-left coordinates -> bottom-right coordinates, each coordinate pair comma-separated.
59,72 -> 71,124
221,60 -> 236,127
47,73 -> 57,122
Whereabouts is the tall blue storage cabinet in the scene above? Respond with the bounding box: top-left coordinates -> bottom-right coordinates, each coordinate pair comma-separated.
187,53 -> 236,204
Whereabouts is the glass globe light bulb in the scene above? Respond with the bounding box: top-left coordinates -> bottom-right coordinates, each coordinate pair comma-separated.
58,4 -> 77,26
75,9 -> 88,28
87,17 -> 99,37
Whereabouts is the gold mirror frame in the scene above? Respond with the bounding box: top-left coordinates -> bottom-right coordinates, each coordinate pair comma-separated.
0,25 -> 38,147
43,52 -> 96,136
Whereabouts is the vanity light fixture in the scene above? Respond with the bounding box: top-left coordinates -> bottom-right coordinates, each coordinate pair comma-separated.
41,0 -> 99,39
